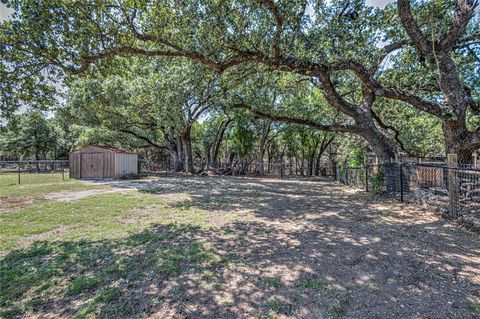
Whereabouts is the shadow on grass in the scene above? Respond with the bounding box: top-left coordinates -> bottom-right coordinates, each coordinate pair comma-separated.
3,222 -> 342,319
2,218 -> 480,319
0,224 -> 227,319
2,177 -> 480,318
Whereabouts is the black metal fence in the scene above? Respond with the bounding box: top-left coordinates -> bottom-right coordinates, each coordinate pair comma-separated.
337,162 -> 480,229
139,160 -> 336,179
0,160 -> 69,184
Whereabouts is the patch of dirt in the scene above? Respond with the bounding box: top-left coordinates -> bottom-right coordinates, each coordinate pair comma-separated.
154,192 -> 192,204
0,196 -> 40,213
13,226 -> 70,253
44,188 -> 125,202
111,176 -> 480,318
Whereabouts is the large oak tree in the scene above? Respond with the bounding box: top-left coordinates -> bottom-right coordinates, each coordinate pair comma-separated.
1,0 -> 478,162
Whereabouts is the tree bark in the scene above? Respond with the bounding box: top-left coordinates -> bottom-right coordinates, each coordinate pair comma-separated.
443,120 -> 475,164
396,0 -> 478,163
315,135 -> 335,176
170,148 -> 183,172
210,118 -> 231,169
257,120 -> 271,175
308,154 -> 314,176
182,125 -> 194,174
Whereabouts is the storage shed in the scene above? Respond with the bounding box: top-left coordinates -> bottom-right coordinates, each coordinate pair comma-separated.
69,146 -> 138,179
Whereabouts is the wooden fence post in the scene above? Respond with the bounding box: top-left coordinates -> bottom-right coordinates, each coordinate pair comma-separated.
447,154 -> 458,217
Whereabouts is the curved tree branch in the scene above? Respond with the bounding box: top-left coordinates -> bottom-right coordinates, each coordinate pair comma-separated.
397,0 -> 430,55
440,0 -> 478,50
228,102 -> 361,134
370,110 -> 415,156
258,0 -> 284,61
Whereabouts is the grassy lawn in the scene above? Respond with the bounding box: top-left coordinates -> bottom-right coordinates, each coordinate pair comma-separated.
1,192 -> 164,251
0,176 -> 228,319
0,176 -> 479,318
0,173 -> 103,197
0,224 -> 221,319
0,172 -> 69,187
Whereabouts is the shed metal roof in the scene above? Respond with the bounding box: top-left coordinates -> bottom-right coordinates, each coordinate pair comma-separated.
72,146 -> 137,154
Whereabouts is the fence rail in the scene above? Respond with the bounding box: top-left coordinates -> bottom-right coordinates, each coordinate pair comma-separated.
0,160 -> 69,184
336,162 -> 480,229
139,160 -> 336,179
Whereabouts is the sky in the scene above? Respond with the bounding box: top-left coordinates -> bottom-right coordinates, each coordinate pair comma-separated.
366,0 -> 394,8
0,4 -> 13,22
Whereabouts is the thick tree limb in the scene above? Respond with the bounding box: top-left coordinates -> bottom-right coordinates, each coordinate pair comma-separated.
258,0 -> 284,61
397,0 -> 430,55
70,46 -> 224,75
370,109 -> 414,155
111,127 -> 165,149
440,0 -> 478,50
228,102 -> 361,134
312,72 -> 358,117
331,60 -> 446,118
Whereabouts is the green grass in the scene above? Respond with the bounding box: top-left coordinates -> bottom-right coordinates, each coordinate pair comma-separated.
295,277 -> 329,292
0,173 -> 101,197
323,301 -> 346,319
0,172 -> 70,187
0,176 -> 224,318
0,183 -> 217,253
469,300 -> 480,315
1,182 -> 103,197
67,275 -> 103,295
266,296 -> 294,315
262,277 -> 282,289
0,224 -> 221,319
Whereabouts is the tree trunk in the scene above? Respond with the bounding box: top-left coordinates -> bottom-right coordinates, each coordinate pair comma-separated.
308,154 -> 315,176
257,120 -> 271,175
182,125 -> 194,174
300,150 -> 305,176
359,122 -> 396,162
443,120 -> 475,164
162,128 -> 184,172
210,118 -> 231,169
315,153 -> 322,176
171,149 -> 183,172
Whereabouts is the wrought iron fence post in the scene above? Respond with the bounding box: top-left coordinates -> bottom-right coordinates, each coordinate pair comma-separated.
18,161 -> 21,184
345,166 -> 348,186
399,162 -> 404,202
334,161 -> 338,181
62,161 -> 65,180
365,164 -> 369,192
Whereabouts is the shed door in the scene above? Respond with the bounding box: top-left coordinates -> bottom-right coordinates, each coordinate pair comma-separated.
81,153 -> 104,178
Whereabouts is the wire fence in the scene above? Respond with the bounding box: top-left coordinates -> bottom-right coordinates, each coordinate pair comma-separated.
139,160 -> 337,179
336,162 -> 480,229
0,160 -> 69,185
